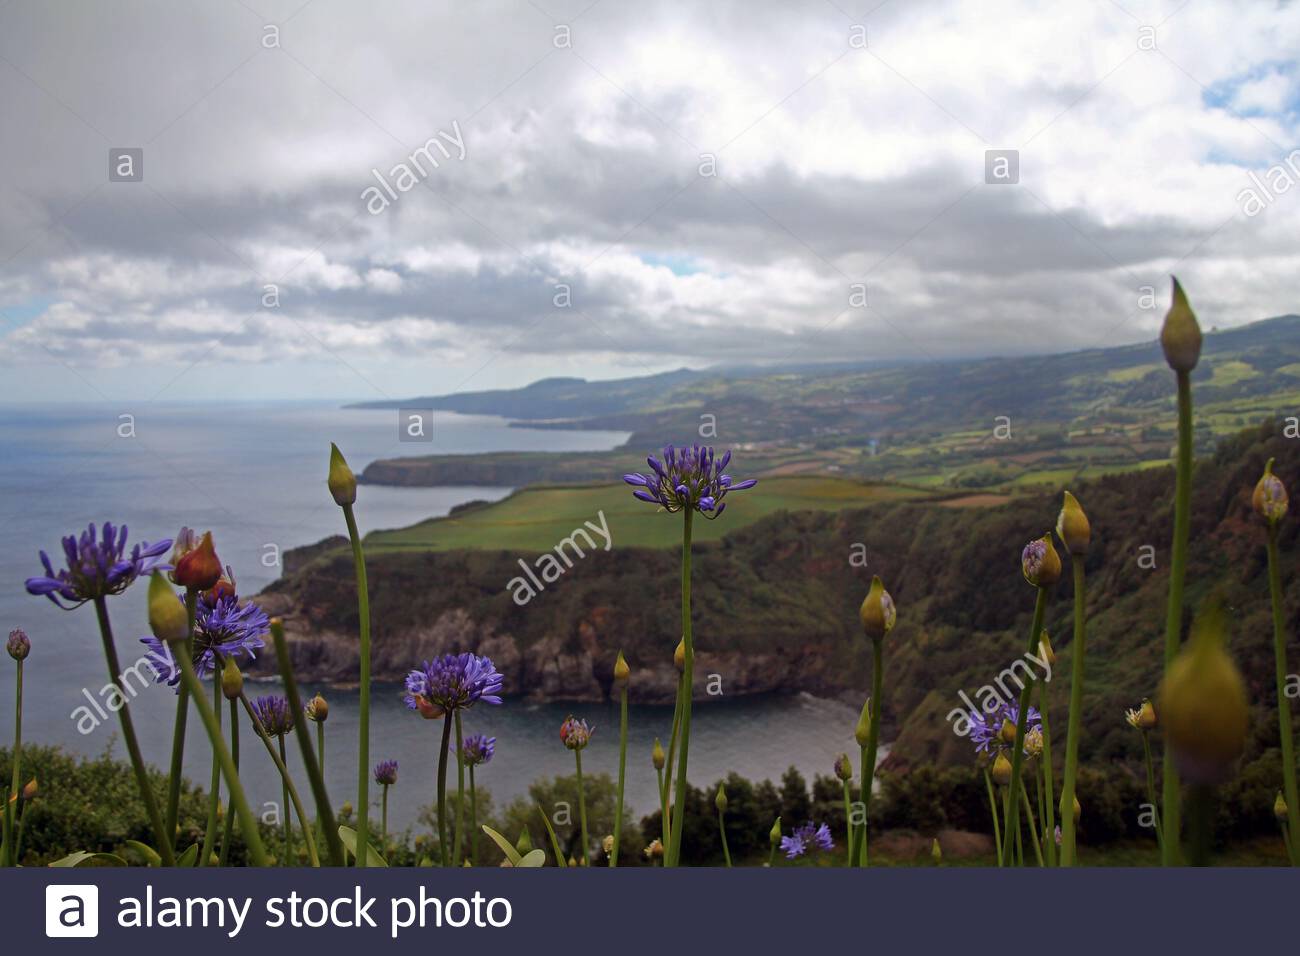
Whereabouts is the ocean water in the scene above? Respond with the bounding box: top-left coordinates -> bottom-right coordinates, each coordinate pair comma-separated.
0,402 -> 863,830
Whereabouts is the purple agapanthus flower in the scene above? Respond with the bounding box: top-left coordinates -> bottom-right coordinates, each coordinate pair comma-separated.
373,759 -> 399,786
250,694 -> 295,736
622,444 -> 757,517
458,734 -> 496,767
140,586 -> 269,690
25,522 -> 171,608
404,653 -> 504,714
968,702 -> 1042,754
780,821 -> 834,859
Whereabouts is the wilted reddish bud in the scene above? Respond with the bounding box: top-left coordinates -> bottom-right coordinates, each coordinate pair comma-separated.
173,531 -> 223,591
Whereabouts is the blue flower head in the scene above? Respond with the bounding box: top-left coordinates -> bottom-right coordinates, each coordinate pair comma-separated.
458,734 -> 496,767
26,522 -> 171,608
404,653 -> 504,715
250,694 -> 295,736
373,760 -> 399,786
781,821 -> 834,859
140,584 -> 269,691
969,702 -> 1042,755
623,445 -> 757,518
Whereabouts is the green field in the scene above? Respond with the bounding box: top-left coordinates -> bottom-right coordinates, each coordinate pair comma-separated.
367,476 -> 929,553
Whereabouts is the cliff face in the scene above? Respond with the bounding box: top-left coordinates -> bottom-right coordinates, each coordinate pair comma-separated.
258,424 -> 1300,766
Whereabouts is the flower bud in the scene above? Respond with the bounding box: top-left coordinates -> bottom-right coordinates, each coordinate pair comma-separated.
22,777 -> 37,801
999,718 -> 1018,747
1253,458 -> 1289,524
715,784 -> 728,813
652,737 -> 666,770
6,627 -> 30,661
1060,793 -> 1081,823
206,572 -> 237,605
931,838 -> 942,865
1021,534 -> 1061,588
1136,698 -> 1157,730
516,828 -> 533,854
1158,599 -> 1248,785
328,442 -> 357,506
673,637 -> 685,672
992,750 -> 1012,786
645,838 -> 665,860
173,531 -> 223,591
1038,631 -> 1056,667
1160,276 -> 1202,373
613,650 -> 630,686
1056,491 -> 1090,556
855,697 -> 872,748
220,657 -> 243,700
833,753 -> 852,781
1275,791 -> 1288,822
602,834 -> 615,855
560,715 -> 592,750
414,694 -> 443,720
306,693 -> 329,722
147,572 -> 189,644
859,575 -> 897,640
769,816 -> 782,847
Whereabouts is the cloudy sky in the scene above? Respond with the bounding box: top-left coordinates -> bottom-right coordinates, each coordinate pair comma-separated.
0,0 -> 1297,403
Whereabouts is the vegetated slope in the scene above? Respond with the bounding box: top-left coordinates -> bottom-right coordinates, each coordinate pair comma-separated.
261,423 -> 1299,774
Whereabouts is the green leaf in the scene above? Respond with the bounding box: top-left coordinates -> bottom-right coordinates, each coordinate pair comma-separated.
480,825 -> 522,866
49,851 -> 127,868
537,802 -> 565,867
338,826 -> 389,867
176,844 -> 199,867
122,841 -> 162,867
517,848 -> 547,867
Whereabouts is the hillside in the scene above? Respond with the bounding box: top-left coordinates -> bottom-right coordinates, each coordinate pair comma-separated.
260,422 -> 1300,773
355,314 -> 1300,491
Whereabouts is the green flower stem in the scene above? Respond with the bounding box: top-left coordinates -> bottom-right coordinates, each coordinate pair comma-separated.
93,596 -> 176,866
173,648 -> 267,867
1186,783 -> 1213,866
219,698 -> 239,866
718,805 -> 732,867
14,797 -> 29,863
381,784 -> 389,853
279,734 -> 293,864
575,748 -> 590,866
656,766 -> 668,851
469,764 -> 479,866
1034,771 -> 1046,847
668,508 -> 694,868
984,769 -> 1003,867
1141,731 -> 1164,853
841,779 -> 854,867
1281,820 -> 1294,861
237,692 -> 318,867
453,711 -> 466,865
1039,677 -> 1058,866
1059,561 -> 1087,866
663,673 -> 684,855
855,744 -> 869,866
1267,523 -> 1300,865
612,681 -> 628,866
198,672 -> 222,866
1019,778 -> 1044,866
1162,369 -> 1193,865
1001,587 -> 1048,866
342,502 -> 372,867
317,721 -> 325,776
270,622 -> 343,867
4,656 -> 22,867
436,712 -> 452,867
164,589 -> 199,850
857,636 -> 884,867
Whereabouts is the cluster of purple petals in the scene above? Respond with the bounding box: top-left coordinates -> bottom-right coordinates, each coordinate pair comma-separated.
140,590 -> 269,690
622,445 -> 757,517
968,702 -> 1042,754
251,694 -> 295,736
458,734 -> 496,766
404,653 -> 504,713
26,522 -> 171,608
780,821 -> 834,859
373,760 -> 399,786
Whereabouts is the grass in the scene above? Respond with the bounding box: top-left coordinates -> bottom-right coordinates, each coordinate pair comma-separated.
366,476 -> 929,553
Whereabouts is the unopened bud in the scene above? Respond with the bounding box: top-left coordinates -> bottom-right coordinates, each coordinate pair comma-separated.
1160,276 -> 1202,373
931,838 -> 942,864
1056,491 -> 1091,556
769,816 -> 782,847
652,737 -> 666,770
1275,791 -> 1288,822
715,784 -> 728,813
855,698 -> 872,748
833,753 -> 852,781
6,628 -> 30,661
328,442 -> 357,506
306,693 -> 329,723
147,572 -> 188,644
21,777 -> 37,801
1038,631 -> 1055,667
673,637 -> 685,672
1021,533 -> 1061,588
999,718 -> 1018,747
613,650 -> 630,685
992,751 -> 1012,786
859,575 -> 897,640
220,657 -> 243,700
1254,458 -> 1289,524
173,531 -> 223,591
